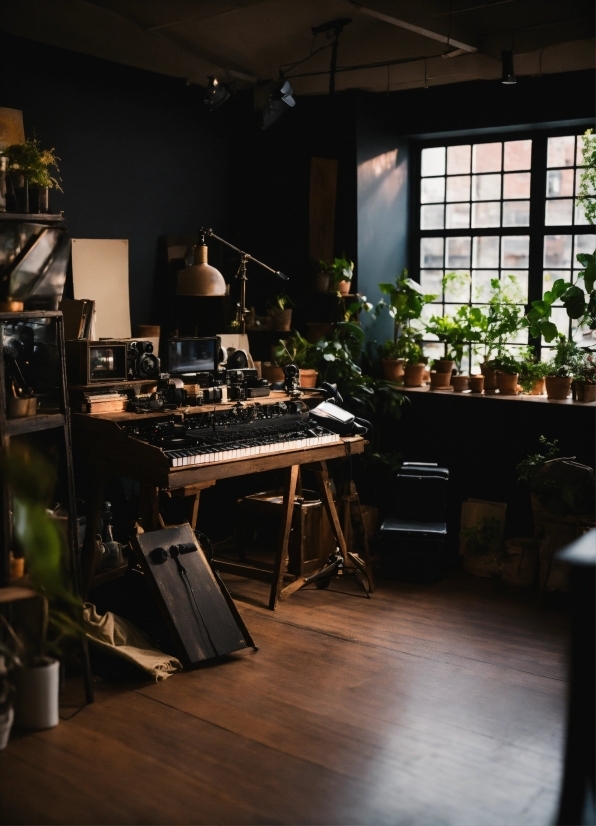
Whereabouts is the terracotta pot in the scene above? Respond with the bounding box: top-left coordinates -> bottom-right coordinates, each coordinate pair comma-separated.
299,369 -> 318,388
545,376 -> 572,400
575,381 -> 596,402
469,375 -> 484,394
337,279 -> 351,296
404,363 -> 425,387
271,308 -> 292,331
261,363 -> 284,384
480,363 -> 498,394
382,358 -> 405,382
314,272 -> 330,293
435,359 -> 455,374
496,372 -> 519,396
452,375 -> 470,393
422,367 -> 431,383
529,378 -> 545,396
429,371 -> 452,390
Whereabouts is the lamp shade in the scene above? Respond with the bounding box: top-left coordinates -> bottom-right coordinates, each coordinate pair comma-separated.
177,245 -> 226,296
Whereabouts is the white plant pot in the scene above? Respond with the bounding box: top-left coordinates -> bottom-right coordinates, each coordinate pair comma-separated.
13,658 -> 60,730
0,706 -> 14,749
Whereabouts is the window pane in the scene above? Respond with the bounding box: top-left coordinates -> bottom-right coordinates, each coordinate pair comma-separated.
421,237 -> 444,268
421,147 -> 445,177
543,270 -> 571,297
421,176 -> 445,203
503,201 -> 530,227
446,175 -> 470,202
506,271 -> 528,302
549,306 -> 572,338
420,270 -> 443,298
472,270 -> 498,301
575,234 -> 596,258
575,203 -> 590,225
472,174 -> 501,201
502,236 -> 529,269
545,199 -> 573,225
446,203 -> 470,229
472,202 -> 500,227
446,237 -> 471,268
503,172 -> 530,199
447,145 -> 471,175
473,236 -> 500,268
544,235 -> 573,268
504,140 -> 532,171
421,204 -> 444,229
547,135 -> 575,168
472,142 -> 502,173
547,169 -> 574,197
444,271 -> 470,302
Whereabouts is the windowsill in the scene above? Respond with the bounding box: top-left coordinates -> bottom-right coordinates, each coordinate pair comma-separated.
396,385 -> 595,406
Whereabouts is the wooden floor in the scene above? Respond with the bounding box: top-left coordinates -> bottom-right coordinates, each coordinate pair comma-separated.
0,571 -> 569,826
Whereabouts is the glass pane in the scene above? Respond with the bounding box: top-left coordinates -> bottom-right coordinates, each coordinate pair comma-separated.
502,236 -> 529,269
447,145 -> 471,175
543,270 -> 570,299
545,199 -> 573,225
446,203 -> 470,229
504,140 -> 532,171
544,235 -> 573,268
576,135 -> 586,166
421,204 -> 444,229
575,234 -> 596,257
446,237 -> 471,268
446,175 -> 470,202
547,135 -> 575,168
472,142 -> 502,173
549,306 -> 572,338
472,201 -> 500,227
473,236 -> 499,268
503,172 -> 531,199
421,237 -> 444,268
472,174 -> 501,201
420,270 -> 443,299
444,271 -> 470,302
421,176 -> 445,203
547,169 -> 574,197
505,270 -> 528,302
503,201 -> 530,226
423,342 -> 444,362
472,270 -> 498,301
421,147 -> 446,177
575,203 -> 590,225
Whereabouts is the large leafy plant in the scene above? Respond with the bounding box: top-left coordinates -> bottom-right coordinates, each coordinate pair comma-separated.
3,138 -> 62,190
376,269 -> 437,342
274,331 -> 318,369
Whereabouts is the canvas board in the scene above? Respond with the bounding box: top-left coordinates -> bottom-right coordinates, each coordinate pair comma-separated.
71,238 -> 131,339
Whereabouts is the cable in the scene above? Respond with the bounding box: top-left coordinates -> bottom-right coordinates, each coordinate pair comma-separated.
171,548 -> 221,657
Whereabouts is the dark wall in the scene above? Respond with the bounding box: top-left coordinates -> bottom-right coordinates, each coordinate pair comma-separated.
0,31 -> 236,330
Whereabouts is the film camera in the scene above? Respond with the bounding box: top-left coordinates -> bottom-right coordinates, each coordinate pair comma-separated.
127,340 -> 160,380
227,368 -> 270,401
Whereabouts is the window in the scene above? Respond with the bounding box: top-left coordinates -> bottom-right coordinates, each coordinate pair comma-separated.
413,130 -> 595,370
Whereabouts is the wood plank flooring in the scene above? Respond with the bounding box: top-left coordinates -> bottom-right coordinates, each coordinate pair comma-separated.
0,572 -> 569,825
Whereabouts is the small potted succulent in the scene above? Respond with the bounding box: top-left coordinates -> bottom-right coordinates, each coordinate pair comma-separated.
545,337 -> 584,400
274,331 -> 319,387
319,255 -> 354,295
268,294 -> 296,331
487,353 -> 520,396
573,350 -> 596,402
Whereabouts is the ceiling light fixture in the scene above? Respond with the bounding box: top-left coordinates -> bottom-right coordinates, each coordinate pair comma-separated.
501,50 -> 516,84
261,78 -> 296,129
311,17 -> 352,95
203,76 -> 231,110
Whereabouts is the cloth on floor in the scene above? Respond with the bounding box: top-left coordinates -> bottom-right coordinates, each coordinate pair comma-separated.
83,602 -> 182,681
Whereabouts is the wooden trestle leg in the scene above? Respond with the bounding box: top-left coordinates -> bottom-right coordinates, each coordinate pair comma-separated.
269,464 -> 299,610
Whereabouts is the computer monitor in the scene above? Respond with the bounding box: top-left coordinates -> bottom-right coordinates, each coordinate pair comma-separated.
167,337 -> 220,374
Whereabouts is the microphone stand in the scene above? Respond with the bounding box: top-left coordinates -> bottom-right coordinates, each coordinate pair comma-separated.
201,227 -> 288,334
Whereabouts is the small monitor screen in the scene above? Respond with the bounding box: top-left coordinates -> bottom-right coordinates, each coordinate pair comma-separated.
168,338 -> 218,374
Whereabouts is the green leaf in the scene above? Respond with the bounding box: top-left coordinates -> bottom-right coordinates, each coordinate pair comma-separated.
541,321 -> 559,343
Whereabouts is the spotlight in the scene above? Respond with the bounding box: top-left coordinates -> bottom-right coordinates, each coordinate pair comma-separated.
262,79 -> 295,129
501,50 -> 516,85
204,76 -> 231,110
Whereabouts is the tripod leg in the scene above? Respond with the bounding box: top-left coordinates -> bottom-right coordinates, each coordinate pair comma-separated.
310,461 -> 349,564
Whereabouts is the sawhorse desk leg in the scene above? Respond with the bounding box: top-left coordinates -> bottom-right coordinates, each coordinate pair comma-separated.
269,465 -> 300,610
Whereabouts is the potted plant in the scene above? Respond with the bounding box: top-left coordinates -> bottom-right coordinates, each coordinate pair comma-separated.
274,331 -> 319,387
268,294 -> 295,331
487,352 -> 520,396
518,356 -> 550,395
473,277 -> 525,393
376,269 -> 436,382
544,337 -> 584,400
3,137 -> 62,213
573,350 -> 596,402
319,255 -> 354,295
424,314 -> 468,387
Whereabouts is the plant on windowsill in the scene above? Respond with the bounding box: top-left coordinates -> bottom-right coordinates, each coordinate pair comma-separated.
518,357 -> 550,396
319,255 -> 354,295
572,350 -> 596,402
486,352 -> 522,396
474,276 -> 526,393
273,331 -> 319,387
424,313 -> 469,388
543,336 -> 585,400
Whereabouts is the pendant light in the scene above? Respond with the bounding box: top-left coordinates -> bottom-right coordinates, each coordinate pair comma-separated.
176,241 -> 227,297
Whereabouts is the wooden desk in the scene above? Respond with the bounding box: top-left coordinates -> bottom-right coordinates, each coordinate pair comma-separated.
72,395 -> 366,608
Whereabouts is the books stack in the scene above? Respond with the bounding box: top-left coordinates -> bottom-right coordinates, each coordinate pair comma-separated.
77,391 -> 129,414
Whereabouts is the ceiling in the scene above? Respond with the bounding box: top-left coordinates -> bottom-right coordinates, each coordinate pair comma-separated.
1,0 -> 594,95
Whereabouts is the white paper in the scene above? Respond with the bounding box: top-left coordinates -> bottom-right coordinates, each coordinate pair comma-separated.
71,239 -> 131,340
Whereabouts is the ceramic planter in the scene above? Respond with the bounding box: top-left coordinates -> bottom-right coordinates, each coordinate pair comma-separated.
435,359 -> 455,374
469,375 -> 484,393
13,658 -> 60,730
382,358 -> 405,382
0,706 -> 14,749
452,375 -> 470,393
404,363 -> 425,387
299,369 -> 318,388
575,381 -> 596,402
545,376 -> 572,400
496,372 -> 519,396
272,308 -> 292,331
530,378 -> 545,396
337,280 -> 351,296
29,186 -> 49,214
429,371 -> 451,390
480,363 -> 498,394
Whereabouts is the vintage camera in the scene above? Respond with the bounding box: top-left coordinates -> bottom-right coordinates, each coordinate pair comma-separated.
283,363 -> 300,394
126,340 -> 160,380
227,367 -> 270,400
65,340 -> 128,385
